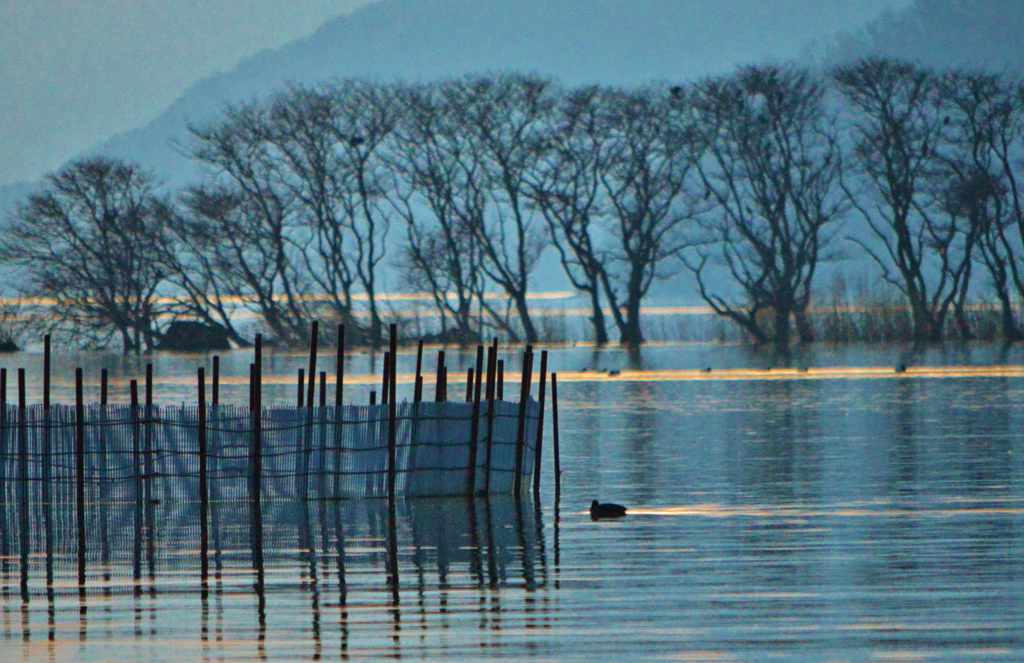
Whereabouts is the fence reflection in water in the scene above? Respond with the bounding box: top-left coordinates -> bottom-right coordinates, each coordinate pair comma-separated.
0,495 -> 554,658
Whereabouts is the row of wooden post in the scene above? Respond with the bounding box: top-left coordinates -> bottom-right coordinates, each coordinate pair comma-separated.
0,326 -> 563,591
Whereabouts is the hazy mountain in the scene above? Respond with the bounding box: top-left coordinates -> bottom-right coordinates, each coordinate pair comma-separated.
821,0 -> 1024,70
95,0 -> 905,183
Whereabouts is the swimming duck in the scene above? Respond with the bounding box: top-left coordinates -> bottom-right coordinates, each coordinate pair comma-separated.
590,500 -> 627,519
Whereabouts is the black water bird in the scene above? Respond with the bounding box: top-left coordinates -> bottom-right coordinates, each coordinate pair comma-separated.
591,500 -> 627,519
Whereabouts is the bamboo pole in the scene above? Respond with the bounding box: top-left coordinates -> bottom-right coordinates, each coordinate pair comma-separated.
198,367 -> 209,581
0,368 -> 5,565
42,335 -> 53,576
551,373 -> 561,500
144,364 -> 156,588
303,323 -> 319,501
387,324 -> 398,504
75,368 -> 86,589
320,371 -> 327,407
252,334 -> 264,573
532,350 -> 548,495
306,321 -> 319,409
467,345 -> 484,496
43,334 -> 50,409
382,352 -> 391,406
17,368 -> 28,602
297,369 -> 305,408
414,339 -> 424,403
435,351 -> 445,402
497,360 -> 505,400
333,325 -> 345,501
336,325 -> 345,408
513,348 -> 534,494
130,379 -> 141,594
99,368 -> 109,582
465,369 -> 474,403
145,364 -> 154,509
212,356 -> 220,406
483,340 -> 498,494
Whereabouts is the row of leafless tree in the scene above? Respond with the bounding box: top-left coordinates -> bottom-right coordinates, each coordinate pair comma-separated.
4,59 -> 1024,353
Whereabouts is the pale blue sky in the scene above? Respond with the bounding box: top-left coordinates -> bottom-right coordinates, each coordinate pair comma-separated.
0,0 -> 910,186
0,0 -> 375,184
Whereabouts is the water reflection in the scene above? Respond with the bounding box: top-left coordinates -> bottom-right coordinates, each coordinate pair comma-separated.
0,495 -> 549,660
4,344 -> 1024,660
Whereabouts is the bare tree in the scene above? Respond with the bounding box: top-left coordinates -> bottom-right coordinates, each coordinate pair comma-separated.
526,85 -> 612,344
0,157 -> 167,353
685,65 -> 845,345
937,69 -> 1024,341
387,83 -> 493,344
448,74 -> 553,344
833,58 -> 972,342
154,195 -> 255,347
596,84 -> 698,348
187,104 -> 313,344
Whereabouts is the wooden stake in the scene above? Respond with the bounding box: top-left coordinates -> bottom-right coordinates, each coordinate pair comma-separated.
465,369 -> 474,403
551,373 -> 561,498
212,356 -> 220,407
43,334 -> 50,410
335,325 -> 345,408
130,379 -> 141,593
387,324 -> 398,504
435,351 -> 445,402
145,364 -> 153,508
382,352 -> 391,405
484,340 -> 498,494
467,345 -> 484,495
252,334 -> 264,571
17,369 -> 28,602
414,339 -> 424,403
497,360 -> 505,400
0,368 -> 5,558
198,367 -> 209,580
513,348 -> 534,494
297,369 -> 305,408
532,350 -> 548,495
319,371 -> 327,408
306,321 -> 319,409
333,325 -> 346,502
75,369 -> 86,588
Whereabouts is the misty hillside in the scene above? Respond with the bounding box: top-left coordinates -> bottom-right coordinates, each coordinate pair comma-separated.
823,0 -> 1024,70
97,0 -> 900,182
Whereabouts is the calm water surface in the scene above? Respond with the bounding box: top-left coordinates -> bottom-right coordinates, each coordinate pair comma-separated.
2,342 -> 1024,661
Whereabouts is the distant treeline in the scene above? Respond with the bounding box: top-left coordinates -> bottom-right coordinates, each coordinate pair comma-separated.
3,58 -> 1024,353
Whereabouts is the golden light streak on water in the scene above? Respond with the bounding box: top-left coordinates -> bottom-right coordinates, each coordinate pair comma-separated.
555,365 -> 1024,383
616,501 -> 1024,519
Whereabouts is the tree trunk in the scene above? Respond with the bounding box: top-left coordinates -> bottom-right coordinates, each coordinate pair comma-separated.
795,308 -> 815,343
772,306 -> 791,346
588,287 -> 609,345
512,292 -> 538,344
620,298 -> 644,348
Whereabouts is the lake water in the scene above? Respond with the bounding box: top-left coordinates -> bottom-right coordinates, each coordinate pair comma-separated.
2,342 -> 1024,661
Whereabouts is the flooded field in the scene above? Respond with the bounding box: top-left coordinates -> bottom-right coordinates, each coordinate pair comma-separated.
2,342 -> 1024,661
